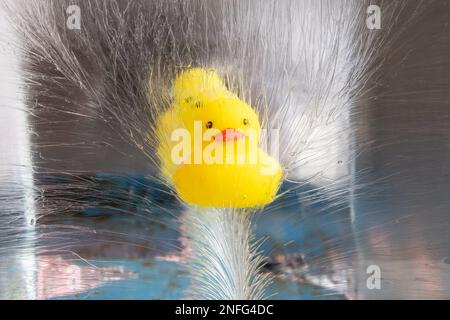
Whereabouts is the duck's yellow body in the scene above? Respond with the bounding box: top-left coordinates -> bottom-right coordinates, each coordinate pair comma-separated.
156,68 -> 282,208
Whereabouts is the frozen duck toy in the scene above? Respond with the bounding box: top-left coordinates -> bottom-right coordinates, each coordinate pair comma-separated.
157,68 -> 282,208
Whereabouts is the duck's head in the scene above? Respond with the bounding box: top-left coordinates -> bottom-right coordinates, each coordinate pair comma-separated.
174,68 -> 261,142
179,96 -> 261,142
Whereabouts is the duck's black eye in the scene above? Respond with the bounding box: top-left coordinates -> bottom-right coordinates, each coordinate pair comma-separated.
243,118 -> 249,126
206,121 -> 213,129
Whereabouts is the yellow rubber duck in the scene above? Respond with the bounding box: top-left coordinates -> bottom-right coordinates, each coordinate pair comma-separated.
156,68 -> 282,208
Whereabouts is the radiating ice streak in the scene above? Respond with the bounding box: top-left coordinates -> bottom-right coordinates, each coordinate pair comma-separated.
183,207 -> 271,300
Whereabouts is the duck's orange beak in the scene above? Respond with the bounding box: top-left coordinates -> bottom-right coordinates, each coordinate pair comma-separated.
214,129 -> 246,142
